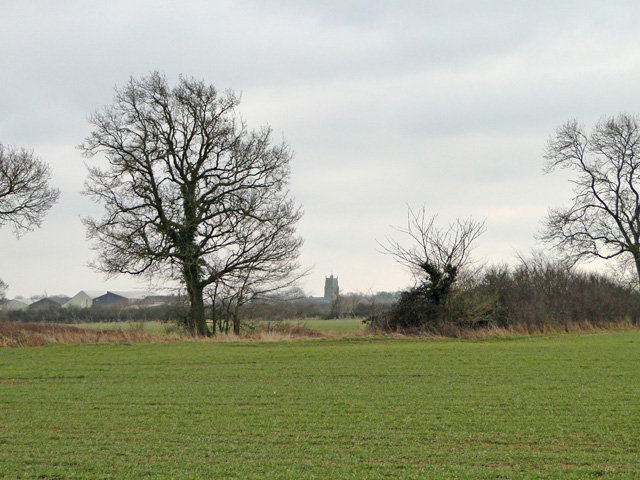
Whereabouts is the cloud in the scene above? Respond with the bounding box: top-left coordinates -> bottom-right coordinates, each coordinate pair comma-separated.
2,0 -> 640,296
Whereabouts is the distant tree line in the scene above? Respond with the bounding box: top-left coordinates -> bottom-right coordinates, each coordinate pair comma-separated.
199,289 -> 395,335
240,292 -> 395,320
0,304 -> 187,325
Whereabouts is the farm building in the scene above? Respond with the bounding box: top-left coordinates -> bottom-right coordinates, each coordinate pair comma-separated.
0,299 -> 30,311
134,295 -> 182,308
29,297 -> 65,310
2,291 -> 179,311
63,291 -> 108,309
93,291 -> 156,307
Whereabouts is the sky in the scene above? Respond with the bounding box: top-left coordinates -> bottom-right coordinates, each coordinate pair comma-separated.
2,0 -> 640,298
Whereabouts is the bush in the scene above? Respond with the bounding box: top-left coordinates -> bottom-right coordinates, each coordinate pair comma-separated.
367,257 -> 640,335
479,259 -> 640,330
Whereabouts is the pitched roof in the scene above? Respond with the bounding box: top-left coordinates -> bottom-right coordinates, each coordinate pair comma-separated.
105,291 -> 155,300
0,299 -> 29,311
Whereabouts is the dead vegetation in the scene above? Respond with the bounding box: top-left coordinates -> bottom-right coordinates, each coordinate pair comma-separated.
0,321 -> 328,348
242,322 -> 325,341
367,318 -> 639,340
0,321 -> 165,348
3,315 -> 638,349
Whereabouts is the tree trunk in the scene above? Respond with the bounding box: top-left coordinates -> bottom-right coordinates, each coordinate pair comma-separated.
634,252 -> 640,291
188,286 -> 208,336
232,305 -> 241,335
184,262 -> 208,336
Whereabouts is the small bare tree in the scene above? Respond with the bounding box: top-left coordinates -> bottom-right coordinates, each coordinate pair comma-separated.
207,255 -> 306,335
379,206 -> 485,329
381,206 -> 485,292
540,113 -> 640,286
0,143 -> 60,236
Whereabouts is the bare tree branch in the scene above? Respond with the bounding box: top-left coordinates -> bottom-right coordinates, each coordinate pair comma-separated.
0,143 -> 60,236
379,205 -> 486,285
377,206 -> 485,329
539,113 -> 640,286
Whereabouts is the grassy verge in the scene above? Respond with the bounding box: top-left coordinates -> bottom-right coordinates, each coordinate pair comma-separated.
275,317 -> 364,334
0,320 -> 360,347
72,320 -> 174,335
1,331 -> 639,478
0,322 -> 166,347
73,318 -> 365,336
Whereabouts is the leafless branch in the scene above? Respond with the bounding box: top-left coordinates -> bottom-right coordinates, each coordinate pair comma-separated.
0,143 -> 59,236
379,205 -> 486,284
539,113 -> 640,286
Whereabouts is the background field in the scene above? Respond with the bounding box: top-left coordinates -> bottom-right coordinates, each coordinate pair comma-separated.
1,331 -> 639,479
74,318 -> 366,336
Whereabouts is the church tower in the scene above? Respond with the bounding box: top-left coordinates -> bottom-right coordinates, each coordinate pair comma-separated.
324,275 -> 339,302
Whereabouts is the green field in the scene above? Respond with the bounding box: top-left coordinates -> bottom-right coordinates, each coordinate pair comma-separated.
1,331 -> 640,478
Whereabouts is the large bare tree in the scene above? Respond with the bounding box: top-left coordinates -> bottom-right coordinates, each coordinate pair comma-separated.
81,72 -> 304,335
540,113 -> 640,286
0,143 -> 59,235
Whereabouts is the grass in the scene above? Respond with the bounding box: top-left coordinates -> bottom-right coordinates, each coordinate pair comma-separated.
1,331 -> 640,478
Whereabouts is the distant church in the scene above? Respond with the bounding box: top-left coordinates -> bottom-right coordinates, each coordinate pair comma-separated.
324,275 -> 339,302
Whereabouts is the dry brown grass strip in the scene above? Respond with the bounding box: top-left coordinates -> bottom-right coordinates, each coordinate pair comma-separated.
0,321 -> 327,347
6,318 -> 633,348
365,318 -> 640,339
212,323 -> 326,343
0,321 -> 167,348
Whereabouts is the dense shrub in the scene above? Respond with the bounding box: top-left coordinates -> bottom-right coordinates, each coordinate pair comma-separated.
479,260 -> 640,330
367,257 -> 640,334
366,257 -> 466,331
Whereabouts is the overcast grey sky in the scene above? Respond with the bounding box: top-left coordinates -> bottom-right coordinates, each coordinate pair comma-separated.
2,0 -> 640,298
